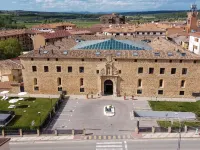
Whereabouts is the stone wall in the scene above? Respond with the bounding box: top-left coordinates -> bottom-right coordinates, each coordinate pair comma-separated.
21,57 -> 200,98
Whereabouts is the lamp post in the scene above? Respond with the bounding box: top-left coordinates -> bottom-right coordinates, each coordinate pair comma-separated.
175,112 -> 181,150
38,112 -> 41,126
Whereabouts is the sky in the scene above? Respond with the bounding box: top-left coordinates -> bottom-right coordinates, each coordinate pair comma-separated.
1,0 -> 200,12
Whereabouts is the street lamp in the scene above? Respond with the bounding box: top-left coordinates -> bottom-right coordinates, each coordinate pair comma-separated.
175,112 -> 181,150
38,112 -> 41,126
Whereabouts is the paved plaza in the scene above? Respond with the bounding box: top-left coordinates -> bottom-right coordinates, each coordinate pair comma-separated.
47,97 -> 158,135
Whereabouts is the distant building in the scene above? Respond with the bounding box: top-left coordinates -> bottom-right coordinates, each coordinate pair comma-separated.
187,4 -> 199,33
32,30 -> 71,49
0,138 -> 10,150
31,22 -> 76,32
0,29 -> 34,51
189,32 -> 200,54
100,13 -> 125,24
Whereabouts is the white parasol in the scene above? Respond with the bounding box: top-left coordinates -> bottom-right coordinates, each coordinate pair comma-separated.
0,91 -> 9,95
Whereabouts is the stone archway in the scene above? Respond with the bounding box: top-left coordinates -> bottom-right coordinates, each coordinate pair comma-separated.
104,80 -> 113,95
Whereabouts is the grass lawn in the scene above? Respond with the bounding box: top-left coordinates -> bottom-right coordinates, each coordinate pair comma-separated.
0,97 -> 58,128
149,101 -> 200,127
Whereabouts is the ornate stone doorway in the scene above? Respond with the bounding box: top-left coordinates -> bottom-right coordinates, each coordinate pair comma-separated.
104,80 -> 113,95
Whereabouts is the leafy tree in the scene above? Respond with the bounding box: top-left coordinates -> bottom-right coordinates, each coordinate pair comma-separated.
0,38 -> 22,59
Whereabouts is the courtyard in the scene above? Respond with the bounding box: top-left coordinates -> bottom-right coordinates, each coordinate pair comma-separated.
48,97 -> 158,135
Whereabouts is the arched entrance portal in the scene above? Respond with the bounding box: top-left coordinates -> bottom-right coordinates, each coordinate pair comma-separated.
104,80 -> 113,95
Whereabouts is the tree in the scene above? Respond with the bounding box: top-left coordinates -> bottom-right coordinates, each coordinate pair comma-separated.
0,38 -> 22,59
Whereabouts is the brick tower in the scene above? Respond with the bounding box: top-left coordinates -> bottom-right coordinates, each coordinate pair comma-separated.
187,4 -> 198,33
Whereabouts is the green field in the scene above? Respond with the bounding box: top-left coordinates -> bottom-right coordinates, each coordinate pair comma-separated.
149,101 -> 200,127
0,97 -> 58,128
70,20 -> 100,28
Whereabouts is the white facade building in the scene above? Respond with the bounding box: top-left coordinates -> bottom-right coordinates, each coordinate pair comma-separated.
189,33 -> 200,55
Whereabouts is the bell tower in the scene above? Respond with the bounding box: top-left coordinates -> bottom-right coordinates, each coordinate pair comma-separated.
187,4 -> 198,33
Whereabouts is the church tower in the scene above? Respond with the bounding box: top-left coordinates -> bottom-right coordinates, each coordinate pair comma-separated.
187,4 -> 198,33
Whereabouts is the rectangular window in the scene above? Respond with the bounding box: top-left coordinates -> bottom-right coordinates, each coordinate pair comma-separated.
79,67 -> 84,73
32,66 -> 37,72
80,88 -> 85,92
68,66 -> 72,73
193,45 -> 198,49
119,70 -> 121,74
195,38 -> 199,42
160,68 -> 165,74
179,91 -> 185,95
57,66 -> 61,72
182,68 -> 187,75
138,67 -> 143,74
181,80 -> 185,88
44,66 -> 49,72
149,68 -> 154,74
171,68 -> 176,74
138,79 -> 142,87
58,87 -> 62,91
34,86 -> 39,91
137,89 -> 142,94
96,70 -> 99,74
158,90 -> 163,95
159,79 -> 163,88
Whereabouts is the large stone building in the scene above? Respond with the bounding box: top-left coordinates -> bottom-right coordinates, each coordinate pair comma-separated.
100,13 -> 125,24
20,36 -> 200,98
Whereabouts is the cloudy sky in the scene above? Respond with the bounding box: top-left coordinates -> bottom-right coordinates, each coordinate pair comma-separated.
1,0 -> 200,12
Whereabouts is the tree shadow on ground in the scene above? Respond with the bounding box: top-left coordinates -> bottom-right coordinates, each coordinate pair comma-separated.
7,115 -> 22,126
17,105 -> 29,108
26,97 -> 36,101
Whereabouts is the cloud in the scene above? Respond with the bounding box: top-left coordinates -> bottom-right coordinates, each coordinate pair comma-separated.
8,0 -> 200,12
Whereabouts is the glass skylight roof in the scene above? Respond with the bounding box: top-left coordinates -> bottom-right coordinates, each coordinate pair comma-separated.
71,38 -> 152,51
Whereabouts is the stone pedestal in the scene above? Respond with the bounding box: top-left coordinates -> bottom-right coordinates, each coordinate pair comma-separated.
72,129 -> 75,135
55,129 -> 58,136
152,126 -> 155,133
2,129 -> 5,137
37,129 -> 40,136
19,129 -> 23,137
184,125 -> 188,133
168,127 -> 172,133
135,127 -> 139,134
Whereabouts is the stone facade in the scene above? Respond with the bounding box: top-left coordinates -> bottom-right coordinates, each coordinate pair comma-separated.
100,13 -> 125,24
21,55 -> 200,98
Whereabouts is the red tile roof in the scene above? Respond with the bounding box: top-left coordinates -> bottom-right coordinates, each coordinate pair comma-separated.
40,30 -> 71,39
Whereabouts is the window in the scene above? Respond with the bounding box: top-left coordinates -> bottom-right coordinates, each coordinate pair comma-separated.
193,45 -> 198,49
100,59 -> 102,61
57,66 -> 61,72
47,58 -> 50,61
158,90 -> 163,95
169,60 -> 172,63
80,78 -> 84,86
80,88 -> 85,92
160,68 -> 165,74
149,68 -> 154,74
138,67 -> 143,74
34,78 -> 37,85
96,70 -> 99,74
31,58 -> 34,61
182,68 -> 187,75
44,66 -> 49,72
68,66 -> 72,73
32,66 -> 37,72
171,68 -> 176,74
194,60 -> 197,64
179,91 -> 185,95
34,86 -> 39,91
181,80 -> 185,88
56,58 -> 58,61
138,79 -> 142,87
81,59 -> 84,61
180,60 -> 183,63
57,78 -> 61,86
134,60 -> 137,62
79,67 -> 84,73
159,79 -> 163,88
155,59 -> 157,62
119,70 -> 121,74
195,38 -> 199,42
137,89 -> 142,94
58,87 -> 62,91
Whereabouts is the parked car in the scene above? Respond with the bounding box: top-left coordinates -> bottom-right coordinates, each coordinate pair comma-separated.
104,105 -> 115,117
